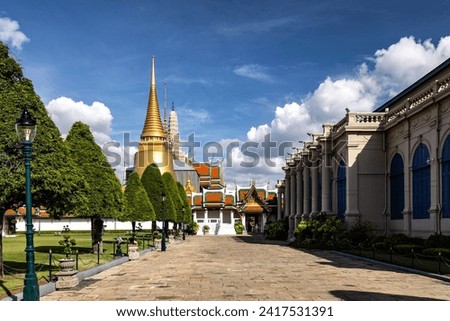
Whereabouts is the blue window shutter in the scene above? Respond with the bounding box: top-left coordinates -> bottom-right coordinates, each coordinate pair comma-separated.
390,154 -> 404,220
337,161 -> 346,220
442,137 -> 450,218
412,144 -> 430,219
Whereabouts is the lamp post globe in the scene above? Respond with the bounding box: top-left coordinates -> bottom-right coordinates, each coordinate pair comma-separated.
15,109 -> 39,301
161,192 -> 166,252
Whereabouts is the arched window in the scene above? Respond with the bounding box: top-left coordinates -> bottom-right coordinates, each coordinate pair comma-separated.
441,136 -> 450,218
390,153 -> 404,220
412,144 -> 430,219
337,161 -> 346,220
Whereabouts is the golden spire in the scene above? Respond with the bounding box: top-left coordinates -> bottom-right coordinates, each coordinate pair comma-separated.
141,56 -> 165,138
185,175 -> 195,194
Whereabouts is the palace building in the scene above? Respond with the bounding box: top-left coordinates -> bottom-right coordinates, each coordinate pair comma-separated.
279,57 -> 450,239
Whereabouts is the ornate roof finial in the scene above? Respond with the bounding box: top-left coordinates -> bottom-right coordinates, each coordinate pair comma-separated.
141,56 -> 165,138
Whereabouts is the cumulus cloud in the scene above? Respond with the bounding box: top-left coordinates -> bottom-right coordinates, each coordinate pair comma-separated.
234,64 -> 273,82
0,17 -> 29,50
46,97 -> 113,144
226,36 -> 450,183
372,36 -> 450,92
46,96 -> 134,183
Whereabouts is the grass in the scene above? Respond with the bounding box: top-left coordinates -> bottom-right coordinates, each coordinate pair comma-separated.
0,230 -> 157,299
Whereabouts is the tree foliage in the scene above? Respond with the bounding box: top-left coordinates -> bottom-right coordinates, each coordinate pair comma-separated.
65,121 -> 123,248
162,172 -> 183,223
0,41 -> 86,277
141,163 -> 174,222
121,172 -> 155,235
176,181 -> 192,224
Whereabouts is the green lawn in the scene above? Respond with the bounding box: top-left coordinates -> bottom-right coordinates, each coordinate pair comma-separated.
0,230 -> 156,299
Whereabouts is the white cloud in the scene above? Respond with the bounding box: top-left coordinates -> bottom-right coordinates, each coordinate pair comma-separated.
372,36 -> 450,92
46,96 -> 113,144
0,17 -> 29,50
225,35 -> 450,183
234,64 -> 273,82
46,96 -> 135,183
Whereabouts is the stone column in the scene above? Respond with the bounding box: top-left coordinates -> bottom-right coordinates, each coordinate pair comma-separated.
345,138 -> 360,225
295,163 -> 303,226
288,167 -> 297,241
321,154 -> 332,215
284,170 -> 291,219
310,161 -> 319,218
302,164 -> 311,220
289,168 -> 297,221
276,180 -> 285,221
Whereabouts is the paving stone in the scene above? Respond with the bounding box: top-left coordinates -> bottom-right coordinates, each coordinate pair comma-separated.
41,235 -> 450,301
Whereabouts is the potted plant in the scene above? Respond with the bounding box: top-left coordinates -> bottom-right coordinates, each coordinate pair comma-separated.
153,231 -> 162,249
234,221 -> 244,235
58,235 -> 77,271
202,225 -> 210,235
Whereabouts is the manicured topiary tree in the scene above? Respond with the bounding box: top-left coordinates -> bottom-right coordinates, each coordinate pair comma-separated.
141,163 -> 174,230
121,172 -> 155,241
176,181 -> 192,225
65,121 -> 124,253
162,172 -> 183,227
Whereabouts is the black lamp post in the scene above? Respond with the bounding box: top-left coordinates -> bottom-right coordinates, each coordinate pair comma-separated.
15,109 -> 39,301
182,207 -> 186,241
161,192 -> 166,252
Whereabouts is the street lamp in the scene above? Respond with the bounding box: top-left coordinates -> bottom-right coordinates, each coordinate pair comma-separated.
161,192 -> 166,252
15,109 -> 39,301
181,207 -> 186,241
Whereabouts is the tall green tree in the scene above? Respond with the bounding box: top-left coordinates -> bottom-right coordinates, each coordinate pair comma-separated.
162,172 -> 183,226
141,163 -> 174,230
65,121 -> 123,252
176,181 -> 192,224
0,42 -> 87,278
120,172 -> 155,240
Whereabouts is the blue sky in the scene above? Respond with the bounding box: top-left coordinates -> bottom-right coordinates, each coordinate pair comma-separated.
2,0 -> 450,186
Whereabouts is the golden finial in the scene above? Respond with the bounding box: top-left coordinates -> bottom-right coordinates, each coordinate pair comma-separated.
141,56 -> 165,138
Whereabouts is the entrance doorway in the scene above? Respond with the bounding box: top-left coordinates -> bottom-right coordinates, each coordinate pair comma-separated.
245,215 -> 261,233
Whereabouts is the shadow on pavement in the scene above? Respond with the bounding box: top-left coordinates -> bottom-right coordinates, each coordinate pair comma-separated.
233,234 -> 289,246
329,290 -> 444,301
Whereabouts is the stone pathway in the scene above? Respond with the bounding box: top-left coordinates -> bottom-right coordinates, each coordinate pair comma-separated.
41,235 -> 450,301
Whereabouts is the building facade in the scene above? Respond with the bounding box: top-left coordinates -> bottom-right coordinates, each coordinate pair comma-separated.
280,58 -> 450,239
185,162 -> 278,235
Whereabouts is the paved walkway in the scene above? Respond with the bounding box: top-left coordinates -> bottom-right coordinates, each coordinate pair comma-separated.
41,235 -> 450,301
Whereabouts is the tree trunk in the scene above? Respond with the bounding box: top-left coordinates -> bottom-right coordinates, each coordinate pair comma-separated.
131,221 -> 136,243
91,217 -> 104,254
152,220 -> 157,231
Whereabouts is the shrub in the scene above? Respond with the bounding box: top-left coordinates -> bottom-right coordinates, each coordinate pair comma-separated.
186,221 -> 199,235
59,235 -> 77,258
343,221 -> 376,246
392,244 -> 423,255
425,233 -> 450,248
422,248 -> 450,259
294,215 -> 345,248
264,219 -> 288,240
234,221 -> 245,235
152,231 -> 162,239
